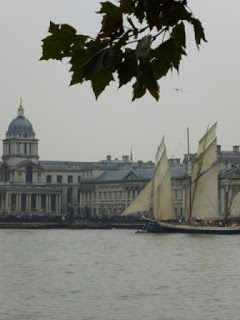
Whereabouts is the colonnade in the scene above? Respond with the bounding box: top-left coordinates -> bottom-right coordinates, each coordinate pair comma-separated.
0,193 -> 61,214
79,187 -> 141,216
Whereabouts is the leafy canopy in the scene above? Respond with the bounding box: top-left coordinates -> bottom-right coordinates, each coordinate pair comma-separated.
41,0 -> 206,101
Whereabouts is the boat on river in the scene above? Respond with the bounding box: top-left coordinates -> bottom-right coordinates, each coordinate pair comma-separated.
122,123 -> 240,234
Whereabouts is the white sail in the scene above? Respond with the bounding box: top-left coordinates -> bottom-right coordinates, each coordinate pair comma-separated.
197,122 -> 217,157
153,139 -> 175,221
121,137 -> 175,220
229,191 -> 240,216
121,180 -> 153,216
187,123 -> 220,220
155,137 -> 165,168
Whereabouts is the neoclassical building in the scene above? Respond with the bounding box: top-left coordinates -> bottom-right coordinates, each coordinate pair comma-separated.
1,102 -> 240,218
0,102 -> 156,216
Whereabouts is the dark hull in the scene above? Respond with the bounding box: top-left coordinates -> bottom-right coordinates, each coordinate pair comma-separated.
144,220 -> 240,235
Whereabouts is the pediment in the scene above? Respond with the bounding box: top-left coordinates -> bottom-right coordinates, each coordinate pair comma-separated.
15,160 -> 43,171
124,170 -> 140,181
221,167 -> 240,179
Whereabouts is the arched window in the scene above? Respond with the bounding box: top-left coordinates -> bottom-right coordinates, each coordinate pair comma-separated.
26,166 -> 32,183
67,188 -> 73,203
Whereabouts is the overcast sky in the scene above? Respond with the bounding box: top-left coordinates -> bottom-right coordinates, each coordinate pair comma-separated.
0,1 -> 239,162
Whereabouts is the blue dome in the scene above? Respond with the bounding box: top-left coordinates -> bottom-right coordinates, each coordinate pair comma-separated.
6,115 -> 35,136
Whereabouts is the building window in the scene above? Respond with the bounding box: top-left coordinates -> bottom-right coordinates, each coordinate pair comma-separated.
46,175 -> 52,183
67,188 -> 73,203
57,175 -> 62,183
26,166 -> 33,183
78,175 -> 81,183
78,189 -> 81,203
68,175 -> 73,183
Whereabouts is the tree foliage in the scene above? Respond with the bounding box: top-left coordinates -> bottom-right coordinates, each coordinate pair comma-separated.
41,0 -> 206,101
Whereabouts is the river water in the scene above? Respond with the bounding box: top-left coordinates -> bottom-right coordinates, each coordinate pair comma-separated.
0,229 -> 240,320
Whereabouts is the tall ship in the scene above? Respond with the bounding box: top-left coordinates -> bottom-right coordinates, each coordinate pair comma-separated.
122,123 -> 240,234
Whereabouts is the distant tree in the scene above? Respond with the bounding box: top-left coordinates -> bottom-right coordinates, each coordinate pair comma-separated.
40,0 -> 206,101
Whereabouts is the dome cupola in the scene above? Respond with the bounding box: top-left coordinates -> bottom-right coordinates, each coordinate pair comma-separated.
2,100 -> 39,166
6,100 -> 35,137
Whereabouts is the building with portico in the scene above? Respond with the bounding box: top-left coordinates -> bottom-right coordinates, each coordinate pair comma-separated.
1,101 -> 240,218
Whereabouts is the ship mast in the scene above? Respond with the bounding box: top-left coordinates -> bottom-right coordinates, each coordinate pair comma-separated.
187,128 -> 192,221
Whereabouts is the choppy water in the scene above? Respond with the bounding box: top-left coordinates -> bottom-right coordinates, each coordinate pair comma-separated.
0,229 -> 240,320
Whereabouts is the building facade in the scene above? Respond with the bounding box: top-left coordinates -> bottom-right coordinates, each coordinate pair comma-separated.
0,103 -> 156,216
0,102 -> 240,218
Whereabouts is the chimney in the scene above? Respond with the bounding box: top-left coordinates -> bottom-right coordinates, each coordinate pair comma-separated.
233,146 -> 240,153
106,155 -> 112,161
122,155 -> 129,162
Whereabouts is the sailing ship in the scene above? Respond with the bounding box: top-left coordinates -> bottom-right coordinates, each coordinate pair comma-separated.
122,123 -> 240,234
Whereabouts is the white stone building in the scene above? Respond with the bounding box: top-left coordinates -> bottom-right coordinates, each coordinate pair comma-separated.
1,102 -> 240,218
0,102 -> 155,216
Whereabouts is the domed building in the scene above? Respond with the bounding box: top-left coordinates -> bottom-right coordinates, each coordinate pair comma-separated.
3,100 -> 38,166
0,101 -> 62,214
0,102 -> 156,217
1,102 -> 240,219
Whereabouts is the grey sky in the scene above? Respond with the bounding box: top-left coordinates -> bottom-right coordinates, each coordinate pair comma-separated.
0,1 -> 239,162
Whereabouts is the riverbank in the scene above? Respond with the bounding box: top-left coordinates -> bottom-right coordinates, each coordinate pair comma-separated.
0,220 -> 143,230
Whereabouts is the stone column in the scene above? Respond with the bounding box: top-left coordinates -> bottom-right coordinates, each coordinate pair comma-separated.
58,195 -> 61,212
29,195 -> 32,211
55,195 -> 58,212
35,195 -> 39,211
125,190 -> 128,209
15,194 -> 19,211
48,195 -> 51,213
220,187 -> 225,216
130,189 -> 133,203
47,195 -> 50,213
38,195 -> 42,212
26,195 -> 29,211
46,195 -> 49,213
5,193 -> 9,212
19,194 -> 22,212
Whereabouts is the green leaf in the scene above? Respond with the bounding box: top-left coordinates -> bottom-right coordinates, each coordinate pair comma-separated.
83,46 -> 122,78
191,18 -> 207,48
132,62 -> 159,101
98,1 -> 122,19
152,39 -> 186,80
171,22 -> 186,48
118,48 -> 138,87
83,48 -> 109,78
141,62 -> 159,101
132,77 -> 146,101
136,35 -> 151,62
91,70 -> 114,99
41,22 -> 80,61
70,40 -> 107,85
119,0 -> 135,14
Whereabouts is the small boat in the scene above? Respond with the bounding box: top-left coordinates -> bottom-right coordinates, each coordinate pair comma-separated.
122,123 -> 240,234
